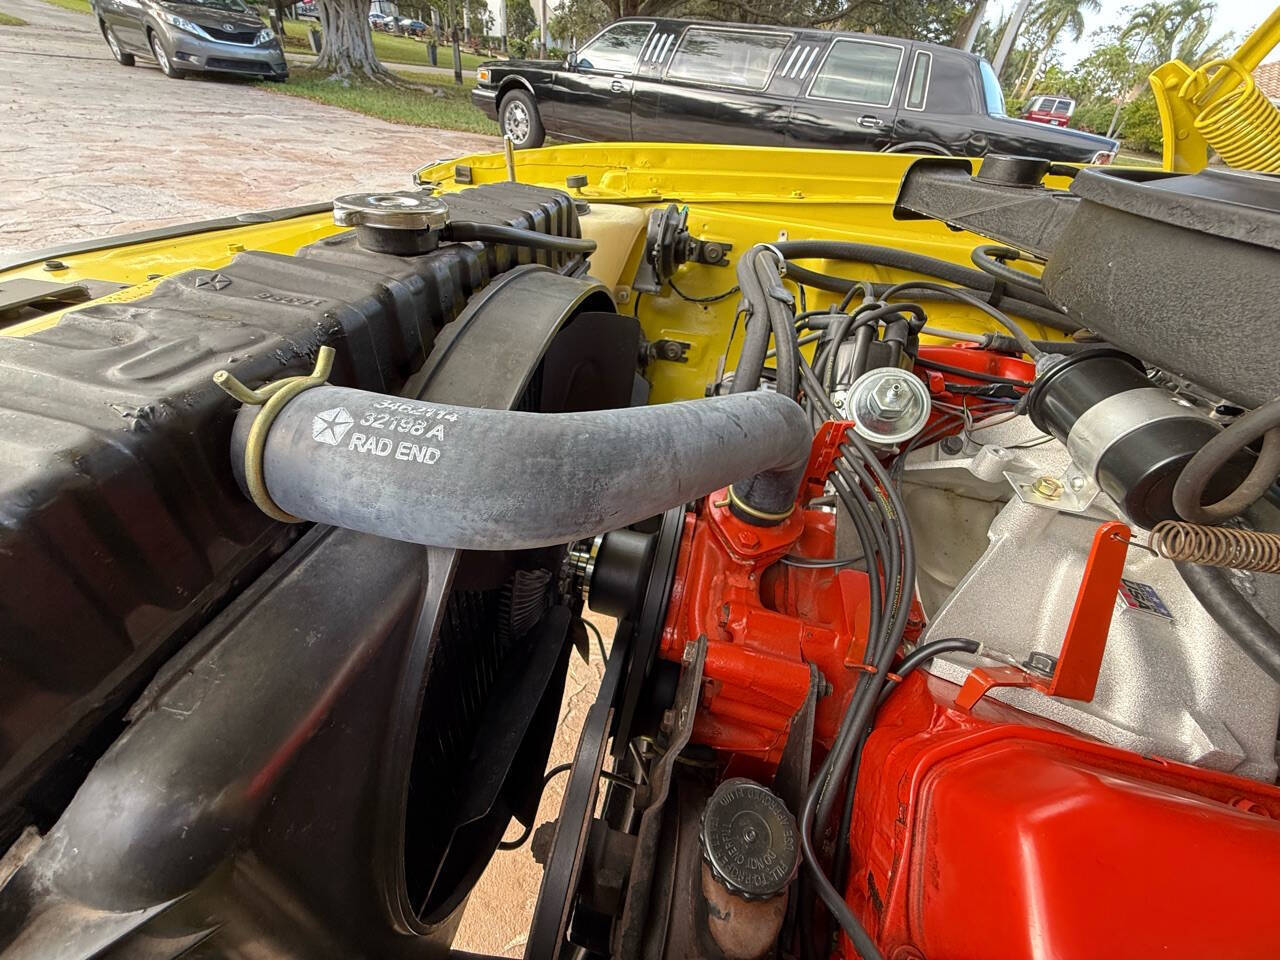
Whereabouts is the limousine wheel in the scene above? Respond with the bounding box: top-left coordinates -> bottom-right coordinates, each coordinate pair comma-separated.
102,23 -> 134,67
500,90 -> 545,150
884,140 -> 952,156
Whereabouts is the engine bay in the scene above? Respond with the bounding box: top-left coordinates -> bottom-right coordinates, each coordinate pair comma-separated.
1,147 -> 1279,959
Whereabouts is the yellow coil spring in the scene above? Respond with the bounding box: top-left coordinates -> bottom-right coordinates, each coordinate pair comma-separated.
1181,59 -> 1280,173
1150,520 -> 1280,574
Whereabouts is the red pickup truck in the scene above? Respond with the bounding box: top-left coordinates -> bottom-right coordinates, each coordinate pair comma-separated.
1023,95 -> 1076,126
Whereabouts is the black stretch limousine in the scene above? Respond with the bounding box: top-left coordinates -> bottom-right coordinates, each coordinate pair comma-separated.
472,18 -> 1117,162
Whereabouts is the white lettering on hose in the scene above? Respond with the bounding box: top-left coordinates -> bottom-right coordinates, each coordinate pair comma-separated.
347,432 -> 393,457
341,431 -> 441,466
395,440 -> 441,464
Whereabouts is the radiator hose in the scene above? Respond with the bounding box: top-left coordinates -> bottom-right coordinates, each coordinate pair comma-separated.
230,386 -> 812,548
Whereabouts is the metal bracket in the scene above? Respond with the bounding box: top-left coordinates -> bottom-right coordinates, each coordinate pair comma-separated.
956,521 -> 1131,710
1004,460 -> 1099,514
801,420 -> 857,501
645,338 -> 692,364
686,237 -> 732,266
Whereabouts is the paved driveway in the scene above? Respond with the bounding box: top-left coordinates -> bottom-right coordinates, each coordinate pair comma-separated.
0,0 -> 499,258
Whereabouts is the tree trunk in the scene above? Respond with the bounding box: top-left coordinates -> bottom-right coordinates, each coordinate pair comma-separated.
1020,22 -> 1060,100
450,0 -> 462,84
1107,28 -> 1151,138
1019,44 -> 1047,98
315,0 -> 400,83
954,0 -> 987,51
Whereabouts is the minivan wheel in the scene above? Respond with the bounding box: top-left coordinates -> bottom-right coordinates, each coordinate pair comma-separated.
103,23 -> 134,66
499,90 -> 545,149
149,31 -> 185,78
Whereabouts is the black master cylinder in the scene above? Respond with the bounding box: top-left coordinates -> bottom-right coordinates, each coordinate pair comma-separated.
220,348 -> 812,550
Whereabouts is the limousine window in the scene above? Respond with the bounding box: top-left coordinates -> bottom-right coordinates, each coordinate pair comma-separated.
927,50 -> 982,114
905,51 -> 931,110
577,21 -> 655,74
809,38 -> 904,106
666,27 -> 790,90
979,59 -> 1007,115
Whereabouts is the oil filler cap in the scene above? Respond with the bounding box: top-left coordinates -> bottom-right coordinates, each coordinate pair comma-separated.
700,778 -> 799,900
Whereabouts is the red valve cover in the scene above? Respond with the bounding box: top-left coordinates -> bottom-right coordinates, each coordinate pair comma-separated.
846,671 -> 1280,960
659,358 -> 1280,960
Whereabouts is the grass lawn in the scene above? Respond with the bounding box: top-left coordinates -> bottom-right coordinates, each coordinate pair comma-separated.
264,68 -> 498,136
282,19 -> 487,72
1114,148 -> 1162,167
39,0 -> 91,13
0,10 -> 28,23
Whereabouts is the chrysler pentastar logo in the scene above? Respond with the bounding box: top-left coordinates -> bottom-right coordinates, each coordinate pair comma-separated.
195,273 -> 232,290
312,407 -> 353,445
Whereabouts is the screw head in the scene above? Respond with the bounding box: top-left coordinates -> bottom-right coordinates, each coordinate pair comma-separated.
1031,476 -> 1063,500
736,529 -> 760,549
1024,651 -> 1058,677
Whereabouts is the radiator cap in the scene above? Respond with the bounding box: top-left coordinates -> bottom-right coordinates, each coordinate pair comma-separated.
333,191 -> 449,255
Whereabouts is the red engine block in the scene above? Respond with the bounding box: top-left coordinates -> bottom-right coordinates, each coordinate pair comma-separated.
656,490 -> 919,770
656,352 -> 1280,959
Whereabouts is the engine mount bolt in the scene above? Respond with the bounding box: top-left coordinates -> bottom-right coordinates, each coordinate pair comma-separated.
1031,476 -> 1064,500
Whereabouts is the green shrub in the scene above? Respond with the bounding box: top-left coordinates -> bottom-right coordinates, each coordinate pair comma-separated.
1115,94 -> 1163,154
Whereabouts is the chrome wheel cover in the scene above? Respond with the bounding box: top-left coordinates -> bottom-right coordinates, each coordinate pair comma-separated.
503,100 -> 530,144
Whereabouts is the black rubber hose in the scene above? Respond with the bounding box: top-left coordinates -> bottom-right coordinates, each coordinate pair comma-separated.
774,239 -> 1066,315
1178,562 -> 1280,682
971,244 -> 1046,295
781,261 -> 1078,334
232,387 -> 812,549
1173,397 -> 1280,524
882,280 -> 1041,358
878,637 -> 981,704
445,221 -> 597,255
757,252 -> 800,401
913,355 -> 1033,386
731,247 -> 775,396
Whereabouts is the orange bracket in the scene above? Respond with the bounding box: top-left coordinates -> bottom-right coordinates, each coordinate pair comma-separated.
802,420 -> 857,501
956,521 -> 1131,711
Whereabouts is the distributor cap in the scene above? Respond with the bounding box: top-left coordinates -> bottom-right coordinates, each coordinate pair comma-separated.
700,778 -> 799,900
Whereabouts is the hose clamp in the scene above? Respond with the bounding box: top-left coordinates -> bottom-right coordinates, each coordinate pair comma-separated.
213,345 -> 336,524
726,484 -> 796,523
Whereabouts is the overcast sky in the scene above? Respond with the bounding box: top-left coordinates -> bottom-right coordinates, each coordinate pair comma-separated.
986,0 -> 1274,66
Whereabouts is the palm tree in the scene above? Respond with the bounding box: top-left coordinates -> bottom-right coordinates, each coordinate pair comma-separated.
1019,0 -> 1103,98
1104,0 -> 1229,137
1155,0 -> 1219,61
1171,11 -> 1232,63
